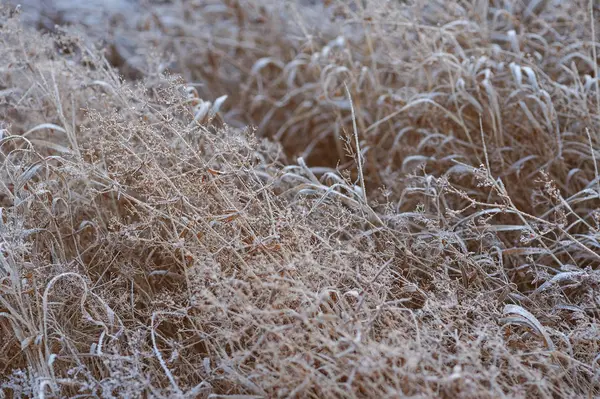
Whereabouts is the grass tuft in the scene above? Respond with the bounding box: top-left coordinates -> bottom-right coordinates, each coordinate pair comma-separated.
1,1 -> 600,397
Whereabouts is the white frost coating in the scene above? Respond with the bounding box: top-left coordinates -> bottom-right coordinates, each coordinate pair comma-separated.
521,66 -> 539,90
509,62 -> 523,87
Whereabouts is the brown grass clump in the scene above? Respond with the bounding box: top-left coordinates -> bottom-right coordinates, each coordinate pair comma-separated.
1,1 -> 600,397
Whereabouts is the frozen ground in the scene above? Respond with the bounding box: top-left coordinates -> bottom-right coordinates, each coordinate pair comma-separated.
11,0 -> 138,32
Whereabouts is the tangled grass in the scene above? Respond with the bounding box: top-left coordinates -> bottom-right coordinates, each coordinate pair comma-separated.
1,0 -> 600,397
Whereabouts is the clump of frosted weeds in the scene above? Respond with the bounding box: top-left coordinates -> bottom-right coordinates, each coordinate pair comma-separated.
1,1 -> 600,398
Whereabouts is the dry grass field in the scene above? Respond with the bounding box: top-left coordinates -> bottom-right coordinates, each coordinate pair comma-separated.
1,0 -> 600,397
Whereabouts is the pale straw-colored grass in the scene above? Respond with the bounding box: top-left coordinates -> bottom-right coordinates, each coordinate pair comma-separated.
1,1 -> 599,397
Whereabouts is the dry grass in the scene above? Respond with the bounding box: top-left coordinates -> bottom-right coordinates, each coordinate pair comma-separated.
1,0 -> 600,397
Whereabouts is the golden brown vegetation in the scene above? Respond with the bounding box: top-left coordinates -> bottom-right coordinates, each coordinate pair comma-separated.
1,0 -> 600,397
